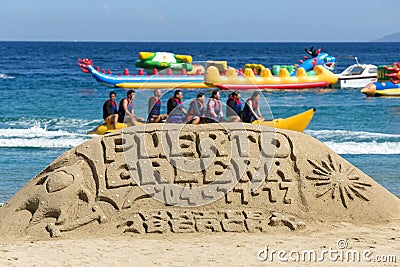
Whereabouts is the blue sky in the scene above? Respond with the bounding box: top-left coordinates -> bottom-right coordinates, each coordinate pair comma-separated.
0,0 -> 398,42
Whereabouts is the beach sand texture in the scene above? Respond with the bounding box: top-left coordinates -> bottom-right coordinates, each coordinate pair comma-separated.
0,124 -> 398,265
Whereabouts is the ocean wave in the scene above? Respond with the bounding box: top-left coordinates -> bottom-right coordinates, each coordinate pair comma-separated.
306,129 -> 400,142
306,129 -> 400,154
324,141 -> 400,155
0,122 -> 90,148
0,73 -> 15,79
0,117 -> 101,131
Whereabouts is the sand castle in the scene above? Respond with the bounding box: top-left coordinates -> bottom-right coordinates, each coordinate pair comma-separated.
0,124 -> 399,239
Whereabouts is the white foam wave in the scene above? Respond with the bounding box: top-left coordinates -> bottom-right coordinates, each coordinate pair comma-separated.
306,129 -> 400,154
2,117 -> 101,130
306,129 -> 400,140
0,123 -> 89,148
324,141 -> 400,155
0,73 -> 15,79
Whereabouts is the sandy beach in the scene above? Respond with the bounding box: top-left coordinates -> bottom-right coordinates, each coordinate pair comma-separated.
0,124 -> 399,267
0,221 -> 398,266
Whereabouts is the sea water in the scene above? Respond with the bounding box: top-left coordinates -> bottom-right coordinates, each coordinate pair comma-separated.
0,42 -> 399,203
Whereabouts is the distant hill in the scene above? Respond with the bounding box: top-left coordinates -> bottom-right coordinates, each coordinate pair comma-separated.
373,32 -> 400,42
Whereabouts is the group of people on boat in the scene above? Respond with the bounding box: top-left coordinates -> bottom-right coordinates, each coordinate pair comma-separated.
102,89 -> 264,129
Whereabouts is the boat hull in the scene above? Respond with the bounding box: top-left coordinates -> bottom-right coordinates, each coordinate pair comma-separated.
336,76 -> 378,89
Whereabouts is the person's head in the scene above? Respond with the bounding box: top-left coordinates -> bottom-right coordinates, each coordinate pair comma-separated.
251,91 -> 261,101
109,91 -> 116,101
174,90 -> 183,100
230,91 -> 240,99
211,90 -> 220,100
197,92 -> 205,102
127,90 -> 135,100
154,89 -> 162,98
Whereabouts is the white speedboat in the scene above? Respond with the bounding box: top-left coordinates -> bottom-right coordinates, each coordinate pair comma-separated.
334,57 -> 377,88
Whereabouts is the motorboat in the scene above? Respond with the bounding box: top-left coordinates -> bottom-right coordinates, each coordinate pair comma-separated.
334,56 -> 377,88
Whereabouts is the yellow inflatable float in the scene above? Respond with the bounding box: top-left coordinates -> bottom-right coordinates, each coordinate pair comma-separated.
88,109 -> 315,135
204,65 -> 338,90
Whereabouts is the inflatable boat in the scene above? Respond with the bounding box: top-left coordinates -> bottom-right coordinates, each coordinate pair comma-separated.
252,108 -> 315,132
297,47 -> 336,73
78,59 -> 208,89
361,82 -> 400,96
135,52 -> 202,74
361,63 -> 400,96
88,108 -> 315,135
243,47 -> 336,77
204,65 -> 338,90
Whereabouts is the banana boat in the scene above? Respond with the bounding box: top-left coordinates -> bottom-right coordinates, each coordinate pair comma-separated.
252,108 -> 315,132
204,65 -> 338,90
88,108 -> 315,135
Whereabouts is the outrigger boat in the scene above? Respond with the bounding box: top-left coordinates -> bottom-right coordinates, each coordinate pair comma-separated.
88,108 -> 316,135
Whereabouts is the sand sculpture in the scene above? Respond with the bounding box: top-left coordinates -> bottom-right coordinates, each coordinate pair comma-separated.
0,123 -> 399,239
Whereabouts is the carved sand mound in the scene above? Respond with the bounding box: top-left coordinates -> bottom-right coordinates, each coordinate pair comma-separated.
0,124 -> 398,239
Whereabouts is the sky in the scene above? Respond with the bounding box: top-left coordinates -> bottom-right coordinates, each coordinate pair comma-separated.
0,0 -> 398,42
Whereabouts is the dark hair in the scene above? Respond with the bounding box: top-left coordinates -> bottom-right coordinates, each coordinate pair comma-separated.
251,91 -> 261,99
127,90 -> 135,97
230,91 -> 239,98
197,92 -> 204,98
211,90 -> 219,98
174,90 -> 182,97
109,91 -> 116,97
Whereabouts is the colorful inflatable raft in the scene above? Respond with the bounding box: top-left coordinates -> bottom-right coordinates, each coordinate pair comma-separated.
88,108 -> 315,135
78,58 -> 208,89
204,65 -> 338,90
135,52 -> 198,74
361,82 -> 400,96
361,63 -> 400,96
243,47 -> 336,77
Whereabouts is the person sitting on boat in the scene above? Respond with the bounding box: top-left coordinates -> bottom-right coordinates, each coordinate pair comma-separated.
187,92 -> 206,124
226,91 -> 242,122
148,89 -> 168,123
166,90 -> 187,123
205,90 -> 224,123
103,91 -> 119,130
242,91 -> 263,123
118,90 -> 144,125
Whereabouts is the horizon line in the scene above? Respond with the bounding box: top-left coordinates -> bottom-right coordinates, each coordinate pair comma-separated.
0,39 -> 396,43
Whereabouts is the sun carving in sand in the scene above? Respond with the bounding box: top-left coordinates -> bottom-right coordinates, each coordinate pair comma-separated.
306,154 -> 372,208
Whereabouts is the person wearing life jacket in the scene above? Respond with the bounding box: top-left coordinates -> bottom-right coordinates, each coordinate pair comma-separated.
187,92 -> 206,124
205,90 -> 224,123
103,91 -> 119,129
226,91 -> 242,122
118,90 -> 144,125
166,90 -> 187,123
148,89 -> 168,123
242,91 -> 263,123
